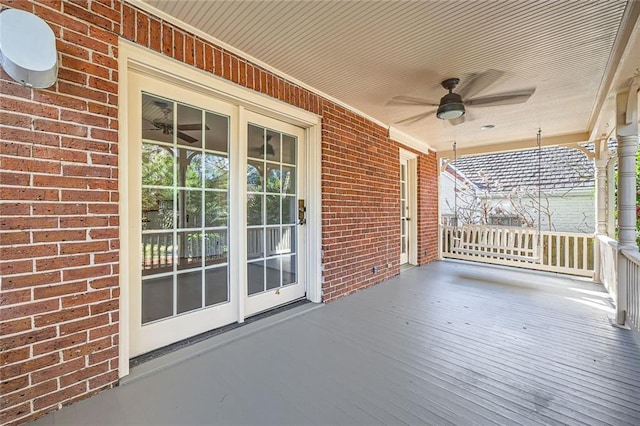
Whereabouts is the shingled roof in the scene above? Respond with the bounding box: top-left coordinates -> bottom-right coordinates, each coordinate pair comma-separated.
451,146 -> 595,192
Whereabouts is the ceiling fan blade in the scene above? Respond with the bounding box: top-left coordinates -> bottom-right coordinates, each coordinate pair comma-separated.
177,123 -> 211,131
142,118 -> 160,131
387,96 -> 439,107
152,119 -> 172,129
176,131 -> 199,144
457,69 -> 505,99
394,110 -> 435,125
466,88 -> 536,107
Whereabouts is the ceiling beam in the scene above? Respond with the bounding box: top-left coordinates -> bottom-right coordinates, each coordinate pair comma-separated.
436,131 -> 590,159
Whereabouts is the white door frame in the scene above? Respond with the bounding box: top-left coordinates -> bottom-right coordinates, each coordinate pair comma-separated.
118,41 -> 322,377
400,149 -> 418,265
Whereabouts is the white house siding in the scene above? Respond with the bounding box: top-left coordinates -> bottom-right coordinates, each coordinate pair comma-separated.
542,190 -> 594,233
440,171 -> 458,216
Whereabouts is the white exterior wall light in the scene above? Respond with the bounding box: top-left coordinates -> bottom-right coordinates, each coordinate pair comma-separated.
0,8 -> 58,88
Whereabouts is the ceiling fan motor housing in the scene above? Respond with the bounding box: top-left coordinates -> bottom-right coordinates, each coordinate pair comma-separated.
437,92 -> 465,119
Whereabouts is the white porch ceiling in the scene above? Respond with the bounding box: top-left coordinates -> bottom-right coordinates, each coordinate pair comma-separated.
142,0 -> 639,154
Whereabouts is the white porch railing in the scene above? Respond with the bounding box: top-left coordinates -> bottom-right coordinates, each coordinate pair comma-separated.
620,248 -> 640,332
596,235 -> 618,298
142,228 -> 290,273
441,225 -> 594,277
141,231 -> 228,273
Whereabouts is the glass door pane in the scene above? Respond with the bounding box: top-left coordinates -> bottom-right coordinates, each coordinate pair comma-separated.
246,124 -> 297,296
140,93 -> 230,325
400,162 -> 408,264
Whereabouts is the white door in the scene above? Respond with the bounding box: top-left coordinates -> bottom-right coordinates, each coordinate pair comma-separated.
400,158 -> 410,265
243,112 -> 307,316
129,74 -> 238,356
128,73 -> 309,356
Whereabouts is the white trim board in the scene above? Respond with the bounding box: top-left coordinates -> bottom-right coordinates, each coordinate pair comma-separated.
393,128 -> 433,154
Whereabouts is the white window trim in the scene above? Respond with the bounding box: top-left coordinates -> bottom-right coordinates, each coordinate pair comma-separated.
118,41 -> 322,377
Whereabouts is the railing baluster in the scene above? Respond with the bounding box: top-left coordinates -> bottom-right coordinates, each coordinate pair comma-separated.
152,236 -> 158,269
164,234 -> 169,267
584,236 -> 589,271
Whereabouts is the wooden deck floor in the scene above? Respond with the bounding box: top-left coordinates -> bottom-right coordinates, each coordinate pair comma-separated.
32,260 -> 640,425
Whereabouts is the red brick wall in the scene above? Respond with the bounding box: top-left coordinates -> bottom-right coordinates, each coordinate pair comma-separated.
0,1 -> 121,425
0,1 -> 439,424
417,151 -> 439,265
321,105 -> 401,301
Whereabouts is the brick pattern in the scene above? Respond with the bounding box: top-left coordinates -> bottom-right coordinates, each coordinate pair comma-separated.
418,152 -> 440,264
0,1 -> 121,425
321,105 -> 401,301
0,1 -> 439,424
120,3 -> 323,115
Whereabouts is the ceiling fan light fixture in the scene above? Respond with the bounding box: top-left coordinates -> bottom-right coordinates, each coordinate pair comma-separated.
436,92 -> 465,120
261,143 -> 276,157
436,79 -> 465,120
437,104 -> 465,120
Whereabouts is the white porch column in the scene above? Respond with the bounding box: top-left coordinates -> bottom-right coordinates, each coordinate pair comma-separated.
615,88 -> 639,325
616,86 -> 639,250
606,158 -> 617,237
617,135 -> 639,249
593,155 -> 608,283
594,158 -> 608,235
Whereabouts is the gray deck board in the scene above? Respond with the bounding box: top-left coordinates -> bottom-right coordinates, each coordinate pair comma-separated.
31,260 -> 640,425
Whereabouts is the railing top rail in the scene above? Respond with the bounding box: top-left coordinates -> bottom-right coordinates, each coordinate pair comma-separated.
595,234 -> 619,247
441,225 -> 593,239
442,224 -> 532,231
621,248 -> 640,265
539,231 -> 594,238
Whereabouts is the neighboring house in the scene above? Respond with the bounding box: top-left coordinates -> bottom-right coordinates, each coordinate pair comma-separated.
440,146 -> 595,233
439,164 -> 479,225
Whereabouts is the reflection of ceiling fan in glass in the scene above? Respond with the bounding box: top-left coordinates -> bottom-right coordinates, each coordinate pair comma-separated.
249,134 -> 276,157
144,101 -> 209,144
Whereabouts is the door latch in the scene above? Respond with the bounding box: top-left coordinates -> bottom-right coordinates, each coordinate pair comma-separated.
298,199 -> 307,225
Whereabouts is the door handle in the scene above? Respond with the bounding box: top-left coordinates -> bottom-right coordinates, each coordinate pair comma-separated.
298,199 -> 306,225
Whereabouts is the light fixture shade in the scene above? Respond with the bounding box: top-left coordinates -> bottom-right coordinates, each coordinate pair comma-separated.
437,92 -> 465,120
437,103 -> 465,119
0,9 -> 58,88
261,143 -> 276,157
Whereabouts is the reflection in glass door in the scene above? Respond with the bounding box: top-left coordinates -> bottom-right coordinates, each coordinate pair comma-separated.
244,117 -> 306,316
246,124 -> 297,294
400,159 -> 409,265
140,93 -> 230,325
